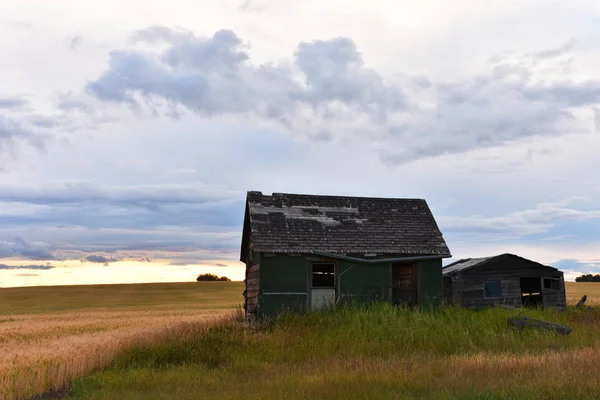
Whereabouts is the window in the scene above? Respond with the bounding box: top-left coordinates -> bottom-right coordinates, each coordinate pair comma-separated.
484,280 -> 501,298
312,263 -> 335,288
543,278 -> 561,290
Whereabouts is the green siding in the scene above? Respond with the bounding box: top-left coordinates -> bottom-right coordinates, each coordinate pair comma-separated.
418,259 -> 443,308
259,255 -> 308,318
337,260 -> 390,304
255,254 -> 443,318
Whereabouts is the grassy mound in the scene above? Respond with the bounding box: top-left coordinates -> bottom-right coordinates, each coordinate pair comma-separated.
70,304 -> 600,400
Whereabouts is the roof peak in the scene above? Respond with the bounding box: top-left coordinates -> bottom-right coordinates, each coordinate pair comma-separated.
247,191 -> 426,202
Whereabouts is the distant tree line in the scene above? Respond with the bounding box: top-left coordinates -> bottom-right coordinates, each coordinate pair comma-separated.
196,273 -> 231,282
575,274 -> 600,282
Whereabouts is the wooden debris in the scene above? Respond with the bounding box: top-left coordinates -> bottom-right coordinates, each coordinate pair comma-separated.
576,295 -> 594,311
576,295 -> 588,308
507,311 -> 572,335
495,304 -> 518,310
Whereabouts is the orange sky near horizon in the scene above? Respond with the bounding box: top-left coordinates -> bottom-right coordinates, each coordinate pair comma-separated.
0,259 -> 245,288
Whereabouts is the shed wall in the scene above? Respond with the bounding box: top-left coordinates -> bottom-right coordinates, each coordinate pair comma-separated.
336,260 -> 391,304
244,262 -> 260,321
445,256 -> 566,310
254,254 -> 444,319
418,259 -> 443,307
259,254 -> 308,318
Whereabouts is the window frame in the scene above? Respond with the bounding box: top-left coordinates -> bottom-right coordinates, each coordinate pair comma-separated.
543,277 -> 561,291
483,280 -> 502,298
311,262 -> 336,289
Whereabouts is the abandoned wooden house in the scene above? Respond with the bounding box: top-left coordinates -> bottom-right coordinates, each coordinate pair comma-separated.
442,254 -> 566,310
240,191 -> 452,321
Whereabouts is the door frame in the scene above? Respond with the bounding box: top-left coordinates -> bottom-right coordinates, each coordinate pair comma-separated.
307,260 -> 337,311
391,262 -> 420,306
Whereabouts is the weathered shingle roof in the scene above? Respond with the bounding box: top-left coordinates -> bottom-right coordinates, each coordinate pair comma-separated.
442,253 -> 560,277
442,257 -> 494,276
241,191 -> 450,258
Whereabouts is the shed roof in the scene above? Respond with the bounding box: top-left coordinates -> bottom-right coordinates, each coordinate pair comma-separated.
240,191 -> 451,260
442,253 -> 560,277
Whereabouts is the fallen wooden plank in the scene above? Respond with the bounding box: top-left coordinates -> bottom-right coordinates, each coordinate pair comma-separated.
576,295 -> 587,308
508,314 -> 572,335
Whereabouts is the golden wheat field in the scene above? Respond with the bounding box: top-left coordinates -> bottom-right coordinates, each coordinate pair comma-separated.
0,282 -> 244,400
0,281 -> 598,400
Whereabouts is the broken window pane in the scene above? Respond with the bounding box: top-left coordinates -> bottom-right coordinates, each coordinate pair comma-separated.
484,280 -> 501,298
312,263 -> 335,288
544,278 -> 560,290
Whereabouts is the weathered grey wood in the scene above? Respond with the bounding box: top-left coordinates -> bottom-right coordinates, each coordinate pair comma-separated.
508,313 -> 572,335
444,254 -> 567,310
495,304 -> 518,310
576,295 -> 587,308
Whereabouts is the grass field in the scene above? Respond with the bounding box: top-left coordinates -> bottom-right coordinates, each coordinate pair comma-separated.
2,281 -> 599,400
0,281 -> 245,315
0,282 -> 243,400
564,282 -> 600,306
70,304 -> 600,400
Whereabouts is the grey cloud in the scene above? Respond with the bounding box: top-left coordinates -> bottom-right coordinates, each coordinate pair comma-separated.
87,28 -> 405,137
0,116 -> 29,149
0,97 -> 28,110
0,237 -> 56,260
83,255 -> 117,263
531,39 -> 576,61
0,182 -> 240,206
440,198 -> 600,237
69,34 -> 83,51
28,115 -> 62,129
86,28 -> 600,164
594,108 -> 600,133
0,264 -> 54,270
238,0 -> 265,13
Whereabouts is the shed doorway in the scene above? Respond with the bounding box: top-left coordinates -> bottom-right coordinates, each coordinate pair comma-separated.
310,263 -> 336,311
520,277 -> 543,307
392,263 -> 419,306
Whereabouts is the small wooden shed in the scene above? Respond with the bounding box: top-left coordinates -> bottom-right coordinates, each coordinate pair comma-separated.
442,254 -> 566,310
240,191 -> 452,321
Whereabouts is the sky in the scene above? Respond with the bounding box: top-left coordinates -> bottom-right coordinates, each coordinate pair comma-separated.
1,0 -> 600,287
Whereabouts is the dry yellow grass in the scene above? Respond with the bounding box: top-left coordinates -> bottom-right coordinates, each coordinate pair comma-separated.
0,309 -> 233,400
2,281 -> 598,399
0,281 -> 243,400
565,282 -> 600,305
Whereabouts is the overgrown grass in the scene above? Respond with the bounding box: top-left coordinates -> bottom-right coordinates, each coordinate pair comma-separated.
69,304 -> 600,400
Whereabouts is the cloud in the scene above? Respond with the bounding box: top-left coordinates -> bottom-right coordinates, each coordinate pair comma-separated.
69,34 -> 83,51
86,28 -> 600,164
82,255 -> 116,263
0,264 -> 54,270
530,39 -> 576,62
238,0 -> 265,13
87,28 -> 406,141
0,237 -> 56,260
15,273 -> 40,277
0,116 -> 30,151
0,97 -> 28,110
552,259 -> 600,272
440,198 -> 600,237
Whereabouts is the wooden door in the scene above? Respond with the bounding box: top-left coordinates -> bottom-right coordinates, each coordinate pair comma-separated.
392,263 -> 419,306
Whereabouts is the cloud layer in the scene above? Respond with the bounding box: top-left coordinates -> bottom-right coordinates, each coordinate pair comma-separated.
84,28 -> 600,163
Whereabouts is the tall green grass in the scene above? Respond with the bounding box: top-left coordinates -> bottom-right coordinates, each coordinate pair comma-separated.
70,304 -> 600,400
